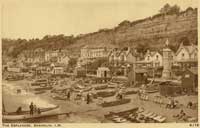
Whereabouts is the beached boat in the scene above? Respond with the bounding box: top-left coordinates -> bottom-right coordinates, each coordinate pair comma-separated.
34,90 -> 46,94
5,75 -> 24,81
145,90 -> 158,93
3,105 -> 60,121
104,107 -> 138,122
101,99 -> 131,107
34,86 -> 53,91
31,79 -> 48,86
51,95 -> 67,101
71,86 -> 92,92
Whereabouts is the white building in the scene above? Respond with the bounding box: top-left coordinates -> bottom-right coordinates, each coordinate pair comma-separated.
81,45 -> 109,59
144,50 -> 163,67
97,67 -> 111,78
175,43 -> 198,61
52,66 -> 64,74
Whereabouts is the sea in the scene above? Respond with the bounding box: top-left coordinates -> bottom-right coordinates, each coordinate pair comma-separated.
2,81 -> 101,123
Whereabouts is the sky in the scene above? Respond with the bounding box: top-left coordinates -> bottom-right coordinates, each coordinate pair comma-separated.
2,0 -> 198,39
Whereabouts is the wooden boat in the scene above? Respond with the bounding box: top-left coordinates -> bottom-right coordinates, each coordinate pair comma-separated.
34,90 -> 46,94
145,89 -> 158,93
34,86 -> 52,91
104,107 -> 138,122
4,105 -> 59,115
31,79 -> 48,86
51,95 -> 67,101
71,86 -> 92,92
6,75 -> 23,81
3,105 -> 60,121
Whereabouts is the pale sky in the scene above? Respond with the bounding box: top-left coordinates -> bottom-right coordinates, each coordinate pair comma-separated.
2,0 -> 198,39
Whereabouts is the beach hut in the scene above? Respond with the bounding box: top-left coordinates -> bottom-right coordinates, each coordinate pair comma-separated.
181,67 -> 198,93
74,67 -> 86,77
97,67 -> 110,78
128,68 -> 148,86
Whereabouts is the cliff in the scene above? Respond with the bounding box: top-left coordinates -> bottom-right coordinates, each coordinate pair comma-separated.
70,7 -> 197,49
2,7 -> 198,58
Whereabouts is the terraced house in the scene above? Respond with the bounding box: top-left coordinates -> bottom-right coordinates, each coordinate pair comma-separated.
175,43 -> 198,69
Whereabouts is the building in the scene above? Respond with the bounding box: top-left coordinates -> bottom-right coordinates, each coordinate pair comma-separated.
175,43 -> 198,69
81,45 -> 110,60
181,67 -> 198,93
45,50 -> 70,66
144,50 -> 163,67
109,47 -> 140,65
52,66 -> 64,75
162,39 -> 173,79
128,68 -> 148,86
21,48 -> 45,64
97,67 -> 111,78
74,67 -> 86,77
175,43 -> 198,61
7,67 -> 21,73
58,55 -> 70,65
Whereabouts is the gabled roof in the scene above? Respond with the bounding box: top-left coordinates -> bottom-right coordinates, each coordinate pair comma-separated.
176,44 -> 197,56
145,50 -> 162,58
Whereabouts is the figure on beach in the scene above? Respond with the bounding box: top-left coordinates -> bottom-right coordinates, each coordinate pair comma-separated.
16,106 -> 22,114
29,102 -> 34,115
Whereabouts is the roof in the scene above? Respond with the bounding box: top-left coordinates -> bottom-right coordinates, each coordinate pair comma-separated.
187,67 -> 198,75
176,44 -> 197,56
135,68 -> 147,73
145,50 -> 163,58
98,67 -> 110,71
109,47 -> 139,58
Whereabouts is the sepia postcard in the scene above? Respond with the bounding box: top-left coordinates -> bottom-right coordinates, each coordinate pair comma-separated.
1,0 -> 199,128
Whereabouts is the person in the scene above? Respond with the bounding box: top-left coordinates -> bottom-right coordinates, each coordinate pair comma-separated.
33,104 -> 37,114
178,110 -> 186,120
170,98 -> 175,109
166,98 -> 172,109
187,101 -> 193,109
37,108 -> 41,114
16,106 -> 22,114
86,93 -> 90,104
67,91 -> 71,100
29,102 -> 34,115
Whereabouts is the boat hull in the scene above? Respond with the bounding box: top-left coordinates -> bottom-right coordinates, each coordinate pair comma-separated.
3,105 -> 60,122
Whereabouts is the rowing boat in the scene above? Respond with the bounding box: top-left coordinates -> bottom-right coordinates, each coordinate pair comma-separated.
4,105 -> 59,115
3,105 -> 60,121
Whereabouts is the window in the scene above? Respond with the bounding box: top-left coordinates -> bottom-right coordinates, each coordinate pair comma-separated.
111,55 -> 114,61
156,55 -> 159,60
147,56 -> 150,61
182,53 -> 185,59
194,53 -> 197,59
121,55 -> 125,62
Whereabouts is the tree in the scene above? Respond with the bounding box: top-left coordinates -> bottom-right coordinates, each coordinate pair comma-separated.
159,3 -> 171,14
136,43 -> 150,54
159,4 -> 180,14
168,5 -> 180,14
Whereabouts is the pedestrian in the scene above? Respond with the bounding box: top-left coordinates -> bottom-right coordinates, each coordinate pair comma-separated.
16,106 -> 22,114
33,104 -> 37,114
29,102 -> 34,115
67,91 -> 71,100
187,101 -> 193,109
86,93 -> 90,104
37,108 -> 41,114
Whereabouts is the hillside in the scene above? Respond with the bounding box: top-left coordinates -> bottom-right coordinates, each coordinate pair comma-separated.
2,7 -> 198,58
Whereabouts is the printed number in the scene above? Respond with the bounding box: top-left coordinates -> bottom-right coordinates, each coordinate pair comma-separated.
55,124 -> 61,127
189,123 -> 199,127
